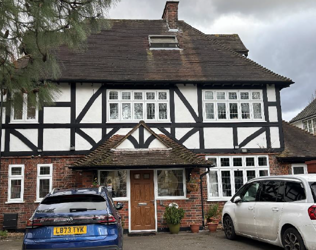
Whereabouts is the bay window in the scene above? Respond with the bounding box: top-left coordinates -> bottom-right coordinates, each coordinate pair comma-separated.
8,165 -> 25,203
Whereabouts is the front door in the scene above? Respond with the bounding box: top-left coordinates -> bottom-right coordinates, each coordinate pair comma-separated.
130,170 -> 155,231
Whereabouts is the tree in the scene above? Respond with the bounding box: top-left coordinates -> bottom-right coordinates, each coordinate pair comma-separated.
0,0 -> 118,158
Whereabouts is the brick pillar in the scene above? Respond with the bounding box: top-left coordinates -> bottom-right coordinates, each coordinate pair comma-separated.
162,1 -> 179,29
305,160 -> 316,173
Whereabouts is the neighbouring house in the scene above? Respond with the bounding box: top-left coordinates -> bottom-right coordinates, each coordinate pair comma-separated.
0,1 -> 298,232
290,98 -> 316,135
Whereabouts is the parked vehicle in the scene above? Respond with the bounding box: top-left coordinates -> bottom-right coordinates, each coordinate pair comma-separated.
22,187 -> 124,250
222,174 -> 316,250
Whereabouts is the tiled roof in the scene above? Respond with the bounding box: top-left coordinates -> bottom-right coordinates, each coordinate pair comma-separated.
290,98 -> 316,123
279,121 -> 316,159
55,19 -> 292,84
70,122 -> 212,169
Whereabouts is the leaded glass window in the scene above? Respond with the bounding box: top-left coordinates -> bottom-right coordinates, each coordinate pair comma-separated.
100,171 -> 127,198
157,170 -> 184,197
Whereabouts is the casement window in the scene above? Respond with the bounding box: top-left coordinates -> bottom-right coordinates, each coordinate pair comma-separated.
156,169 -> 186,199
291,164 -> 307,175
203,90 -> 264,121
8,165 -> 25,203
99,170 -> 128,200
36,164 -> 53,201
302,118 -> 316,134
11,93 -> 38,123
206,156 -> 269,201
107,90 -> 169,122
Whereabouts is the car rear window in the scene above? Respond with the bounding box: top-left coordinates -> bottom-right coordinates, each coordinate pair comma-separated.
310,182 -> 316,202
37,195 -> 107,213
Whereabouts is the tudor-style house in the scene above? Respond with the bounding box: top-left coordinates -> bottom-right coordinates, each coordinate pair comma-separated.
0,1 -> 294,232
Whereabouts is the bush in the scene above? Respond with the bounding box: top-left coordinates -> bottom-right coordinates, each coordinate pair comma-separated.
164,205 -> 185,225
206,203 -> 219,220
0,230 -> 8,237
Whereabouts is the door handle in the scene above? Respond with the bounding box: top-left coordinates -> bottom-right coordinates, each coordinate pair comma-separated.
272,207 -> 279,212
248,206 -> 254,210
138,203 -> 147,206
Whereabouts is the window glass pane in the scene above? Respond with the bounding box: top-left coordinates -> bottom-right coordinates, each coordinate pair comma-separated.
147,103 -> 155,119
308,120 -> 313,133
220,158 -> 230,167
246,157 -> 255,167
217,92 -> 225,100
303,121 -> 307,130
293,167 -> 305,175
234,171 -> 244,191
134,92 -> 143,100
209,171 -> 219,197
240,92 -> 249,100
252,92 -> 261,100
40,166 -> 50,175
10,179 -> 21,199
158,92 -> 167,100
110,103 -> 119,119
109,91 -> 118,100
11,167 -> 22,175
313,119 -> 316,134
229,92 -> 237,100
247,170 -> 256,181
157,170 -> 184,197
134,103 -> 143,119
241,182 -> 259,202
39,179 -> 50,198
122,92 -> 131,100
253,103 -> 262,119
259,180 -> 280,202
13,96 -> 23,120
259,170 -> 269,176
233,158 -> 242,167
207,158 -> 217,167
258,157 -> 267,166
241,103 -> 250,119
100,171 -> 127,198
205,103 -> 214,119
278,182 -> 306,202
221,171 -> 231,197
218,103 -> 226,119
122,103 -> 131,119
146,92 -> 155,100
159,103 -> 167,119
205,91 -> 213,100
27,95 -> 36,120
229,103 -> 238,119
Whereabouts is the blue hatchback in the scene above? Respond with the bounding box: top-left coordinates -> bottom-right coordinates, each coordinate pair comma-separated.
23,187 -> 124,250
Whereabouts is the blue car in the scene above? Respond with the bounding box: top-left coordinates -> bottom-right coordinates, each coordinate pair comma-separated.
23,187 -> 124,250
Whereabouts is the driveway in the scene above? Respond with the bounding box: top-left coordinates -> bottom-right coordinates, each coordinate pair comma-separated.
0,231 -> 282,250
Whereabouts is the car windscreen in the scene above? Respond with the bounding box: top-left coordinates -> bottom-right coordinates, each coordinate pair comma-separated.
37,195 -> 107,214
310,182 -> 316,202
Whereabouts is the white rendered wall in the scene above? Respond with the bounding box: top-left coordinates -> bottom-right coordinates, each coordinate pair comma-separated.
43,129 -> 70,151
174,94 -> 195,123
148,138 -> 167,149
175,128 -> 193,141
44,107 -> 71,123
270,127 -> 281,148
176,84 -> 198,115
16,129 -> 38,147
117,139 -> 135,149
238,127 -> 262,145
204,128 -> 234,149
75,133 -> 92,150
268,106 -> 278,122
242,133 -> 267,149
81,129 -> 102,143
10,133 -> 32,151
53,83 -> 71,102
267,84 -> 276,102
183,132 -> 200,149
292,121 -> 304,129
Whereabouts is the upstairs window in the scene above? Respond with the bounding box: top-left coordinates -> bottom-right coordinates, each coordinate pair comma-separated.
149,35 -> 179,49
107,90 -> 169,122
203,90 -> 264,122
11,92 -> 37,123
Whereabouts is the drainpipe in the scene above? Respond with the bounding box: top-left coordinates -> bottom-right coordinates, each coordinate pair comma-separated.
200,166 -> 211,228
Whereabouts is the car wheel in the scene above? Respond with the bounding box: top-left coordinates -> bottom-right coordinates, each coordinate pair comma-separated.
282,228 -> 306,250
223,215 -> 237,240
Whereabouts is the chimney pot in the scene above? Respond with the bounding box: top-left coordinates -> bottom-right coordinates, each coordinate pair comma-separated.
162,1 -> 179,30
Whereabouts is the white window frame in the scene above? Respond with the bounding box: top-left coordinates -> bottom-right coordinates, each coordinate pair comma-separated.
203,90 -> 264,122
7,164 -> 25,203
36,164 -> 53,202
155,168 -> 187,200
107,90 -> 169,123
206,156 -> 270,201
291,164 -> 308,175
11,93 -> 38,123
302,117 -> 316,134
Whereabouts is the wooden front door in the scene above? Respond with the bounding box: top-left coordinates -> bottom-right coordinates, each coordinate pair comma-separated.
130,170 -> 155,231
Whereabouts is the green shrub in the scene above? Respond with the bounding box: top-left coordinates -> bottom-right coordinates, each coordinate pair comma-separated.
206,203 -> 219,220
0,230 -> 8,237
164,205 -> 185,225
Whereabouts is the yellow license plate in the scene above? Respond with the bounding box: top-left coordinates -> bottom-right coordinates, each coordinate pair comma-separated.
53,226 -> 87,236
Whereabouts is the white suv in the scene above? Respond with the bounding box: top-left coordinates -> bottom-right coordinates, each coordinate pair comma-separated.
222,174 -> 316,250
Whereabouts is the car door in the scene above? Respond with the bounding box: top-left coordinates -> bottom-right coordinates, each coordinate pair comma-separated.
233,181 -> 260,237
254,180 -> 283,241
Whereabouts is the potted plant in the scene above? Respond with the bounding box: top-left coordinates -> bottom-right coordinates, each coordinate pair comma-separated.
163,203 -> 185,234
190,223 -> 200,233
206,204 -> 220,232
186,175 -> 200,193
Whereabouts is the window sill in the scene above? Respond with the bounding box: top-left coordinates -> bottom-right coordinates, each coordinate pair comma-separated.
156,197 -> 189,200
106,120 -> 171,124
203,119 -> 266,123
10,121 -> 39,124
207,198 -> 231,202
5,201 -> 25,204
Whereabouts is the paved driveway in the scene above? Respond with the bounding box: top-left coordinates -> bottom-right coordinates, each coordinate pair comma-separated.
0,231 -> 282,250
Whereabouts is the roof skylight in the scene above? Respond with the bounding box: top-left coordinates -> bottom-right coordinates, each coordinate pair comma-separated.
148,35 -> 179,49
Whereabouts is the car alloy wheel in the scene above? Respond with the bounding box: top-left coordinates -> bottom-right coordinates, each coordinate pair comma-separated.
223,216 -> 236,240
283,228 -> 306,250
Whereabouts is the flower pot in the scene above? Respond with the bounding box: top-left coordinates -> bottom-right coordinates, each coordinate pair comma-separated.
168,224 -> 180,234
187,183 -> 199,193
190,224 -> 200,233
207,223 -> 218,232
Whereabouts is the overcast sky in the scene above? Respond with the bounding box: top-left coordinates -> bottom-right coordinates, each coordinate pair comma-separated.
108,0 -> 316,121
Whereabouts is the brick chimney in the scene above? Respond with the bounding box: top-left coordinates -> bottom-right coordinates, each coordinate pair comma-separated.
162,1 -> 179,30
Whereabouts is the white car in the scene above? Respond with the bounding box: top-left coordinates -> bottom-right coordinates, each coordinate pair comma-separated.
222,174 -> 316,250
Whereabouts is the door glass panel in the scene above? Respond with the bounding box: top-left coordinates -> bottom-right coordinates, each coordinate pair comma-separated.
259,180 -> 280,202
221,171 -> 231,197
157,170 -> 184,197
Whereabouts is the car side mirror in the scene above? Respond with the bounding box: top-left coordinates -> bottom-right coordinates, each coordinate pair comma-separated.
233,196 -> 242,203
115,202 -> 124,210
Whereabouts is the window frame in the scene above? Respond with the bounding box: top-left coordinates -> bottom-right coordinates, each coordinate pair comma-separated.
107,90 -> 170,123
36,164 -> 53,202
291,164 -> 308,175
7,164 -> 25,203
203,90 -> 264,122
11,93 -> 38,123
206,155 -> 270,201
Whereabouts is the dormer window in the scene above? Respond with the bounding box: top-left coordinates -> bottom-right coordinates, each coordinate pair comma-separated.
149,35 -> 179,49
